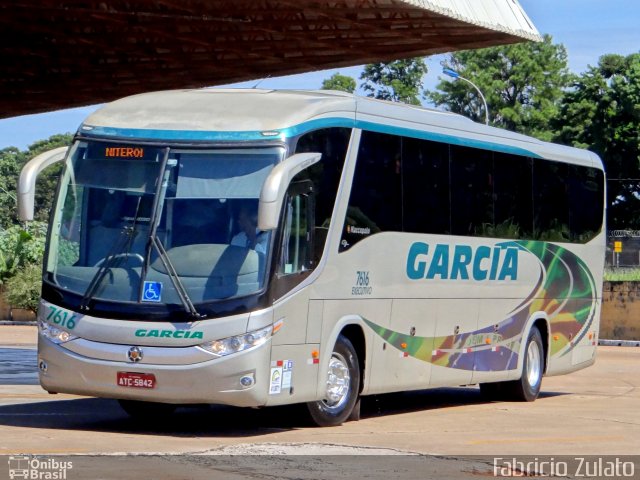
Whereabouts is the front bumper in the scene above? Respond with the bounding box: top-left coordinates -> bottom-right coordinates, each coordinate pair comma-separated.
37,335 -> 271,406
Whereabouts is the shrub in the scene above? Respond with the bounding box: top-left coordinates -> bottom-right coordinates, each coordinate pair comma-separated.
4,263 -> 42,313
0,222 -> 46,285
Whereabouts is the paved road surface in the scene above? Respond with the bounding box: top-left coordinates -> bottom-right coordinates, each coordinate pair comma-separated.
0,347 -> 37,386
0,328 -> 638,479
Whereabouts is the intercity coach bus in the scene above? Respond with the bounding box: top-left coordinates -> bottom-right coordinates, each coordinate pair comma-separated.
19,89 -> 605,426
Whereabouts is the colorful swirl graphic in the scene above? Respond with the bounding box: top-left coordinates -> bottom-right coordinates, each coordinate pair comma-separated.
364,241 -> 598,371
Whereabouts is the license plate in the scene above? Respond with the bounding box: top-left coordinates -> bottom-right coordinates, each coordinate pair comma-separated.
117,372 -> 156,389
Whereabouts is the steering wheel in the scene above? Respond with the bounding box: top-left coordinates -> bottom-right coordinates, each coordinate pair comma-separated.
93,253 -> 145,267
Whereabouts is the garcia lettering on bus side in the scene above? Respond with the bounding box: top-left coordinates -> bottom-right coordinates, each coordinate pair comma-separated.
135,329 -> 204,339
406,242 -> 518,281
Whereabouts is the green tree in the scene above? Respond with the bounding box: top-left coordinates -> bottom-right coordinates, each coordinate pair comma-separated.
29,134 -> 72,224
321,73 -> 356,93
0,222 -> 47,285
360,58 -> 428,105
0,133 -> 72,229
426,35 -> 571,140
0,147 -> 24,228
554,53 -> 640,228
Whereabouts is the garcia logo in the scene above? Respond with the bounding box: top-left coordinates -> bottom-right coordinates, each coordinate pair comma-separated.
135,329 -> 204,339
406,242 -> 519,281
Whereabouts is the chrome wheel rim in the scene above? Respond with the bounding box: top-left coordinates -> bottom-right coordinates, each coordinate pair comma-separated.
322,352 -> 351,411
526,340 -> 542,388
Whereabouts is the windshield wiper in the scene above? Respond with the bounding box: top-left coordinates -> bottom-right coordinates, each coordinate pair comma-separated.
148,234 -> 200,318
139,149 -> 201,318
79,225 -> 136,311
79,197 -> 144,311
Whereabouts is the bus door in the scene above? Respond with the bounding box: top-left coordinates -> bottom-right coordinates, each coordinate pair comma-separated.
269,180 -> 319,402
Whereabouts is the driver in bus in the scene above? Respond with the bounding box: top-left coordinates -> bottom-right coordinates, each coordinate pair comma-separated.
230,203 -> 268,255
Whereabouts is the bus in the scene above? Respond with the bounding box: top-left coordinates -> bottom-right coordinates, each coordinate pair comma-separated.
19,89 -> 605,426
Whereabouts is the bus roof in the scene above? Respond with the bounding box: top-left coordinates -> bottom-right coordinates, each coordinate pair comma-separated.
81,89 -> 602,169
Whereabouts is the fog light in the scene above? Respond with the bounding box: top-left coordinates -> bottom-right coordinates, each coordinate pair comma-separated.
38,359 -> 48,373
240,374 -> 255,388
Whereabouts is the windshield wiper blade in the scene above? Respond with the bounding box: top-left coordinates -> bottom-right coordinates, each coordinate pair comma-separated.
79,196 -> 144,311
138,148 -> 201,318
150,235 -> 201,318
79,226 -> 135,311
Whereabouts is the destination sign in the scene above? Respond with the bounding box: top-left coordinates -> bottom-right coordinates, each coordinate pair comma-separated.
86,142 -> 160,161
105,146 -> 145,158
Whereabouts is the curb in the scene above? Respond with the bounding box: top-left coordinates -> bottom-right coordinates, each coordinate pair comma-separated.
0,321 -> 37,326
599,339 -> 640,347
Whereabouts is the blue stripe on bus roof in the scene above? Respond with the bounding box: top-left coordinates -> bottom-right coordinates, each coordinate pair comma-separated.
81,117 -> 541,158
81,118 -> 356,142
355,120 -> 541,158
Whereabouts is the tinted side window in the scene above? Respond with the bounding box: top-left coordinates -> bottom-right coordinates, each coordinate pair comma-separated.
279,184 -> 313,275
334,128 -> 602,247
450,146 -> 494,237
294,127 -> 351,261
493,153 -> 533,239
342,131 -> 402,250
402,137 -> 451,234
569,166 -> 604,242
533,160 -> 570,241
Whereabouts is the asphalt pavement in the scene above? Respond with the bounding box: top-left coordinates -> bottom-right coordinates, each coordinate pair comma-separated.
0,325 -> 638,479
0,347 -> 37,386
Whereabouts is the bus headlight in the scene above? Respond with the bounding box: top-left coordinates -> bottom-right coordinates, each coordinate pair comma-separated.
39,320 -> 78,344
199,324 -> 275,357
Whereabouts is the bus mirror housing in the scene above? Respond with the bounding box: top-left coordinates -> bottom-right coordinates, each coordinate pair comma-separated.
258,152 -> 321,230
18,146 -> 68,221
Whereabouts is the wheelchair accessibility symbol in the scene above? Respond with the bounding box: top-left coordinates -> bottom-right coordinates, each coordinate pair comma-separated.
142,281 -> 162,302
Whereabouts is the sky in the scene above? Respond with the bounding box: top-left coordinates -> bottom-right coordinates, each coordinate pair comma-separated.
1,0 -> 638,150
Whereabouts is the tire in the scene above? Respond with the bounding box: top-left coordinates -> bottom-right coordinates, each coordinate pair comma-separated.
118,399 -> 176,419
480,327 -> 544,402
506,326 -> 545,401
306,335 -> 360,427
479,381 -> 504,400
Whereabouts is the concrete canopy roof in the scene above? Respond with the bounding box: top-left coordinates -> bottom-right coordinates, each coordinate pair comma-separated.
1,0 -> 540,119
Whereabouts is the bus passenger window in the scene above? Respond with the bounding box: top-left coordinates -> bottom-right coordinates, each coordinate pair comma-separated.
568,166 -> 604,243
341,131 -> 401,251
493,153 -> 533,239
450,145 -> 494,237
402,137 -> 450,235
294,127 -> 351,261
533,160 -> 570,241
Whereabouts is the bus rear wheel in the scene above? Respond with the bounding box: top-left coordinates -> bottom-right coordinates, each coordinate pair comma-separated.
118,399 -> 176,419
509,326 -> 544,401
306,335 -> 360,427
480,326 -> 544,402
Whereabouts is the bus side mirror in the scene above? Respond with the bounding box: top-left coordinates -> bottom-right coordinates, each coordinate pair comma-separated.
258,152 -> 321,230
18,146 -> 68,221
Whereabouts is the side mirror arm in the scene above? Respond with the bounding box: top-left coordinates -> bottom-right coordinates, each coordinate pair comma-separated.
258,152 -> 321,230
18,146 -> 68,221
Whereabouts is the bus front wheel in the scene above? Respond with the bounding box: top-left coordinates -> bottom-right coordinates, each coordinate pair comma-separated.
306,335 -> 360,427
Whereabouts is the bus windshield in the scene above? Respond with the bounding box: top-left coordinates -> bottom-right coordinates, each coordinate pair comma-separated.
46,140 -> 283,308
